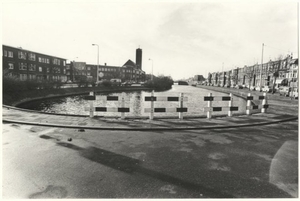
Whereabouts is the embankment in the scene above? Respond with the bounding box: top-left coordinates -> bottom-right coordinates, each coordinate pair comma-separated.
3,86 -> 151,107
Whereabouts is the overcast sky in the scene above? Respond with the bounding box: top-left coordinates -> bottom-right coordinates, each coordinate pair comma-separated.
2,0 -> 298,80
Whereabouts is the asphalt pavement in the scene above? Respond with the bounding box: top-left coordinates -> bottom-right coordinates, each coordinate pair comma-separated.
2,87 -> 299,198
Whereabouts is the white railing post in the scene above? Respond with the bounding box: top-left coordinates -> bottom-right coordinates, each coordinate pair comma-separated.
121,92 -> 125,119
261,92 -> 267,113
150,90 -> 154,120
246,93 -> 251,115
89,91 -> 94,118
228,93 -> 233,117
179,93 -> 184,120
207,93 -> 212,119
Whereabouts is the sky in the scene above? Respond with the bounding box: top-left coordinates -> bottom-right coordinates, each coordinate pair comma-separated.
2,0 -> 298,80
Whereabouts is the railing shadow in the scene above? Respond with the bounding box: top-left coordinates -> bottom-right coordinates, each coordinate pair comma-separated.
56,141 -> 234,198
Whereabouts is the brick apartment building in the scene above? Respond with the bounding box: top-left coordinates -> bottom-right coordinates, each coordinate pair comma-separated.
3,45 -> 145,84
67,48 -> 146,83
2,45 -> 67,82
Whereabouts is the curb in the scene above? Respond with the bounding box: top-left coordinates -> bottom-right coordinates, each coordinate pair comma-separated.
3,116 -> 298,131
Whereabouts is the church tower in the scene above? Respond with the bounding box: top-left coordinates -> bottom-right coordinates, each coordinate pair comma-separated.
136,48 -> 142,70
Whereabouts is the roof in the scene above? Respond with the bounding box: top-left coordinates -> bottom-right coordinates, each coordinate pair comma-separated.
290,58 -> 298,65
2,44 -> 67,60
123,59 -> 136,68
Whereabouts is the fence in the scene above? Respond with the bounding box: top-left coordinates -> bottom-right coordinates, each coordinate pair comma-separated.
84,91 -> 268,120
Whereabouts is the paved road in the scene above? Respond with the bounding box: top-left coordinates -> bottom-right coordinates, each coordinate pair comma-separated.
2,119 -> 298,198
2,86 -> 298,198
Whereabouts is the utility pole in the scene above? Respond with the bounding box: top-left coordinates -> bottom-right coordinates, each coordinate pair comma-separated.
259,43 -> 264,91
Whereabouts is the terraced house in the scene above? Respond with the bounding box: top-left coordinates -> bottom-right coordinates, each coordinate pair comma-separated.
208,54 -> 298,90
2,45 -> 67,82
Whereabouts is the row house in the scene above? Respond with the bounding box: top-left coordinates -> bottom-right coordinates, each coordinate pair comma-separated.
2,45 -> 67,82
208,55 -> 298,89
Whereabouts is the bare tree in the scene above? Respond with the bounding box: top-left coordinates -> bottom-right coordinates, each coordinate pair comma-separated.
243,66 -> 256,90
268,55 -> 283,93
231,69 -> 239,86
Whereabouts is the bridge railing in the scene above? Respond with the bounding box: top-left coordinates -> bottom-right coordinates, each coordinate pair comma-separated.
84,91 -> 268,120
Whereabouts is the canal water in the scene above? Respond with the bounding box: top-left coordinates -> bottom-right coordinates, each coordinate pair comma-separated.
19,85 -> 247,117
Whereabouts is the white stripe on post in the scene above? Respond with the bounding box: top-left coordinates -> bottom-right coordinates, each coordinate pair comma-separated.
246,93 -> 251,115
150,90 -> 154,120
89,91 -> 94,118
228,93 -> 233,117
261,92 -> 267,113
207,93 -> 212,119
121,92 -> 125,119
107,107 -> 118,112
179,93 -> 184,120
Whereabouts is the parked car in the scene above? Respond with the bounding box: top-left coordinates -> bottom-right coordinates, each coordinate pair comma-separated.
250,86 -> 256,91
262,86 -> 272,93
255,86 -> 262,91
289,88 -> 299,99
121,82 -> 131,86
278,86 -> 291,97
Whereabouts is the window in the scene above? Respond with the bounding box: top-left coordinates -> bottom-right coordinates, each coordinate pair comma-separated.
47,68 -> 50,73
18,51 -> 27,60
28,74 -> 36,80
53,58 -> 60,65
28,53 -> 36,61
8,63 -> 14,69
3,50 -> 7,57
39,67 -> 43,72
63,61 -> 66,66
53,67 -> 60,73
87,67 -> 91,70
20,74 -> 27,81
47,58 -> 50,64
29,64 -> 36,71
87,72 -> 91,76
8,51 -> 13,58
19,63 -> 27,70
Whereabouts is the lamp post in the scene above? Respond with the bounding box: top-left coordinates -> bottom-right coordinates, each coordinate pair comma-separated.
259,43 -> 264,91
71,57 -> 78,82
92,44 -> 99,83
149,58 -> 153,81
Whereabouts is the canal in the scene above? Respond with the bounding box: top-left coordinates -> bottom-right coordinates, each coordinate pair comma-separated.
18,85 -> 247,117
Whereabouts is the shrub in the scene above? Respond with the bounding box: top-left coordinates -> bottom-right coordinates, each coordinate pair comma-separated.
144,75 -> 174,91
100,80 -> 112,87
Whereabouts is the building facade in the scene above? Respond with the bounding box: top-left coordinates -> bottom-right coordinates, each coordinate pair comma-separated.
3,45 -> 146,84
68,48 -> 146,83
2,45 -> 67,82
208,55 -> 298,90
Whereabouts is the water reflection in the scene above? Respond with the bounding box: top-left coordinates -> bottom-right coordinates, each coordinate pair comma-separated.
19,86 -> 247,117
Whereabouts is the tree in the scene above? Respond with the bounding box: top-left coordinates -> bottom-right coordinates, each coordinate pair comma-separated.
231,69 -> 239,86
268,55 -> 283,93
243,65 -> 256,90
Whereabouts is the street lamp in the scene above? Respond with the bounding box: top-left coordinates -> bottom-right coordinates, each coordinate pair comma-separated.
259,43 -> 264,91
149,58 -> 153,81
71,57 -> 78,82
92,44 -> 99,83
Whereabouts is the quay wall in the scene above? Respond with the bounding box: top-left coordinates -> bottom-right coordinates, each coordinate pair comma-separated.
3,86 -> 150,107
